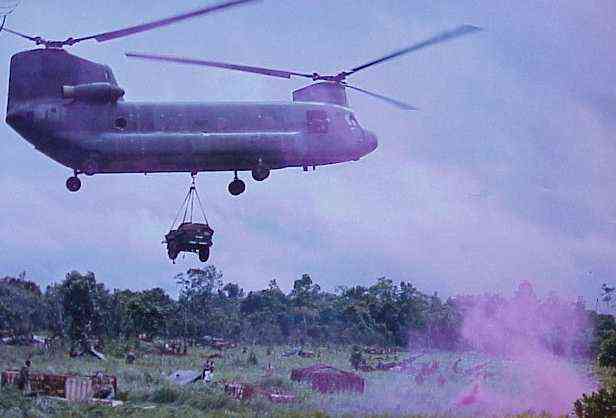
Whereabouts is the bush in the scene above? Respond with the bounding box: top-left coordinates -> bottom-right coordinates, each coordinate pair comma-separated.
181,387 -> 235,411
148,386 -> 180,404
598,331 -> 616,368
105,338 -> 142,359
574,388 -> 616,418
257,376 -> 293,391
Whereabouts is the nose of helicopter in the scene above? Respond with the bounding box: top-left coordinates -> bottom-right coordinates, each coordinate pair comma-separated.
364,130 -> 378,154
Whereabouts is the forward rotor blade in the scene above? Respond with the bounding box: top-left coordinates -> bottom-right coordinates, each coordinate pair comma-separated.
343,83 -> 418,111
72,0 -> 259,44
126,52 -> 314,80
349,24 -> 482,75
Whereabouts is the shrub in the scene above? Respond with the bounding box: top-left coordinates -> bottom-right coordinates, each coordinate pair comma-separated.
257,376 -> 293,391
574,388 -> 616,418
148,386 -> 180,404
181,387 -> 235,411
349,345 -> 363,370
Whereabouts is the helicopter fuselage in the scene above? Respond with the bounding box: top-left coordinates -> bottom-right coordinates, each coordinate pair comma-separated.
2,2 -> 480,194
5,48 -> 377,192
7,99 -> 377,175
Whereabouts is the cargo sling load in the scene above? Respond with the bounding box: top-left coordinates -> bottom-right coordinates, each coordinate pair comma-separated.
165,176 -> 213,263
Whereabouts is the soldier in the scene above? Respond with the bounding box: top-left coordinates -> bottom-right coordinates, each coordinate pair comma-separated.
92,371 -> 114,399
248,351 -> 258,366
202,360 -> 214,383
17,359 -> 31,395
126,350 -> 136,365
264,362 -> 274,377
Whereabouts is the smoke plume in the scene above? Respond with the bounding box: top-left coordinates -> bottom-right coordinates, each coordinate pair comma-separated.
455,281 -> 596,415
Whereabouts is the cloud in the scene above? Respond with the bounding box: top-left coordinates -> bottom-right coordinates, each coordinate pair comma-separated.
0,0 -> 614,301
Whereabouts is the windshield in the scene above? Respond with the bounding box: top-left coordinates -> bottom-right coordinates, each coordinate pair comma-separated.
344,113 -> 360,127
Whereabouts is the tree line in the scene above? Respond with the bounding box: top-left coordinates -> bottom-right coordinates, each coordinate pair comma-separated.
0,268 -> 613,356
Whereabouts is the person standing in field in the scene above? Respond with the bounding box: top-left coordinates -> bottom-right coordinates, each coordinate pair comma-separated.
17,359 -> 31,395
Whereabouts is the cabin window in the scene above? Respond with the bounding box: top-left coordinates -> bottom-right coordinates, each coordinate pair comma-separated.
258,112 -> 281,130
139,110 -> 154,131
193,119 -> 210,132
216,117 -> 229,131
115,117 -> 127,130
307,110 -> 329,134
162,112 -> 182,131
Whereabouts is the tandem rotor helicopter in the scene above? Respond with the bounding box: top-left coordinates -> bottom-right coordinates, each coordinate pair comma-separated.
2,0 -> 481,195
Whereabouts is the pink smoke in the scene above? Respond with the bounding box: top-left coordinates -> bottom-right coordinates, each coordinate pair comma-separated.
455,281 -> 596,415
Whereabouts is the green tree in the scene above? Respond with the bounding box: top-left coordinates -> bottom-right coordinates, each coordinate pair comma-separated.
43,283 -> 65,337
58,271 -> 102,346
0,274 -> 45,336
590,312 -> 616,355
598,330 -> 616,367
290,274 -> 321,340
176,267 -> 224,339
240,279 -> 289,344
125,288 -> 174,338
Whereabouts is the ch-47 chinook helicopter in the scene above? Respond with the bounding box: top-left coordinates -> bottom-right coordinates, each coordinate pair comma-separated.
3,0 -> 481,195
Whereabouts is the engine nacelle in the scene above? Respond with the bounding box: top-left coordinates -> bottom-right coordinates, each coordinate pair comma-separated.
62,82 -> 125,103
293,82 -> 348,107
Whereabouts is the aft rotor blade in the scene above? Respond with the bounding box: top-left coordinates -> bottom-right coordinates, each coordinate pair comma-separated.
349,25 -> 482,75
343,83 -> 418,111
2,26 -> 40,42
126,52 -> 314,80
73,0 -> 259,44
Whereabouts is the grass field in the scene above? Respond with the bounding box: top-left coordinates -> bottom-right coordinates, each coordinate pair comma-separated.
0,343 -> 592,418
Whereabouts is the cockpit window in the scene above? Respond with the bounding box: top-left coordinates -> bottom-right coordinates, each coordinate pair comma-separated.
345,113 -> 359,127
307,110 -> 329,134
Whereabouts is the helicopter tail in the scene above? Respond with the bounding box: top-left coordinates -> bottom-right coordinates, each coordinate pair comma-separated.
7,48 -> 121,113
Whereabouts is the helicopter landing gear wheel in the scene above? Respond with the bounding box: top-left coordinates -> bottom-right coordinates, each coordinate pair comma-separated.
198,247 -> 210,262
228,172 -> 245,196
252,167 -> 270,182
228,179 -> 245,195
66,176 -> 82,192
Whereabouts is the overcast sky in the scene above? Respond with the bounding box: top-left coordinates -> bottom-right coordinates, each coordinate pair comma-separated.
1,0 -> 614,301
